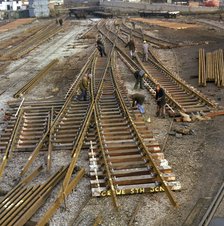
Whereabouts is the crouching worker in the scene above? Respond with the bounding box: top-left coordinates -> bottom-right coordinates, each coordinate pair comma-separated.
155,84 -> 166,118
130,93 -> 146,114
78,74 -> 91,101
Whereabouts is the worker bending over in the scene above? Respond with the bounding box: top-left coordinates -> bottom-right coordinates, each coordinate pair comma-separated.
78,74 -> 91,101
155,84 -> 166,118
130,93 -> 146,114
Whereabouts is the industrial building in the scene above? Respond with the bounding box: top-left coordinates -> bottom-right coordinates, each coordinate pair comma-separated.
0,0 -> 23,11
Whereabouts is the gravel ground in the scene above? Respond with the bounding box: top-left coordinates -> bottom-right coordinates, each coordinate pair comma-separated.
0,17 -> 224,226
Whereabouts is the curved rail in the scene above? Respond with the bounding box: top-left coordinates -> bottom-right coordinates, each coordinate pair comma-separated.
100,20 -> 217,113
120,20 -> 177,49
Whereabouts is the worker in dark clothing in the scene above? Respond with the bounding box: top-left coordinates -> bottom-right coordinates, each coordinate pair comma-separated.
78,74 -> 91,101
96,38 -> 107,57
59,18 -> 63,26
155,84 -> 166,118
125,39 -> 136,58
56,19 -> 58,25
131,21 -> 136,29
130,93 -> 145,114
219,14 -> 223,22
134,70 -> 145,90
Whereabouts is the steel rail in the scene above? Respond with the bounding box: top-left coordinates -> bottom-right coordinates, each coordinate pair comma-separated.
0,165 -> 43,210
0,166 -> 67,226
100,23 -> 181,111
47,107 -> 54,172
116,50 -> 175,113
120,20 -> 177,48
20,49 -> 96,176
14,59 -> 59,98
35,39 -> 113,224
110,52 -> 178,207
62,34 -> 113,195
199,181 -> 224,226
92,27 -> 120,208
36,168 -> 85,226
0,108 -> 24,177
0,22 -> 63,61
101,20 -> 217,113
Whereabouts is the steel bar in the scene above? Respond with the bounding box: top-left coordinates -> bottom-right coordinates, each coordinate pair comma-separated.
199,181 -> 224,226
0,109 -> 24,177
111,56 -> 178,207
36,168 -> 85,226
14,59 -> 59,98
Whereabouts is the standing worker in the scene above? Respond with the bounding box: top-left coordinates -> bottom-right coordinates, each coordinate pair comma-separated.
134,70 -> 145,90
155,84 -> 166,118
125,38 -> 136,59
59,18 -> 63,26
96,37 -> 107,57
142,40 -> 149,62
131,21 -> 136,30
114,20 -> 120,31
130,93 -> 145,114
78,74 -> 91,101
219,14 -> 223,22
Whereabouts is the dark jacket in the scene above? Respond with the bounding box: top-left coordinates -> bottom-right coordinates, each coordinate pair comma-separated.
134,70 -> 145,80
97,39 -> 104,47
156,87 -> 166,106
131,93 -> 145,106
125,40 -> 135,51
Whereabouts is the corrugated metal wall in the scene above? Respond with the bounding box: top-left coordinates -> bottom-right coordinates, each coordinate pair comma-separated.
29,0 -> 50,17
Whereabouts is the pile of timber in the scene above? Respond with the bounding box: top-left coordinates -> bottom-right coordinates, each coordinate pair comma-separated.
198,49 -> 224,87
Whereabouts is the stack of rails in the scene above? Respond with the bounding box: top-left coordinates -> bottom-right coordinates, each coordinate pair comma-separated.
0,166 -> 67,226
101,20 -> 217,113
199,48 -> 224,87
89,50 -> 180,207
198,48 -> 206,87
0,22 -> 63,61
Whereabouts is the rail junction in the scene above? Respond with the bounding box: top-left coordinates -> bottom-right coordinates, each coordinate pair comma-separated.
0,17 -> 221,225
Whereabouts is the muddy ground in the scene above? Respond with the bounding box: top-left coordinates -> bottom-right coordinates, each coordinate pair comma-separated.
0,16 -> 223,226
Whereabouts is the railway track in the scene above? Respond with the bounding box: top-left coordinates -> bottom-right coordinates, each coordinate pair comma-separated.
199,181 -> 224,226
100,20 -> 217,114
0,166 -> 68,226
88,28 -> 180,208
0,21 -> 63,61
120,20 -> 177,49
0,20 -> 181,224
0,50 -> 95,224
0,48 -> 96,176
90,54 -> 180,208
